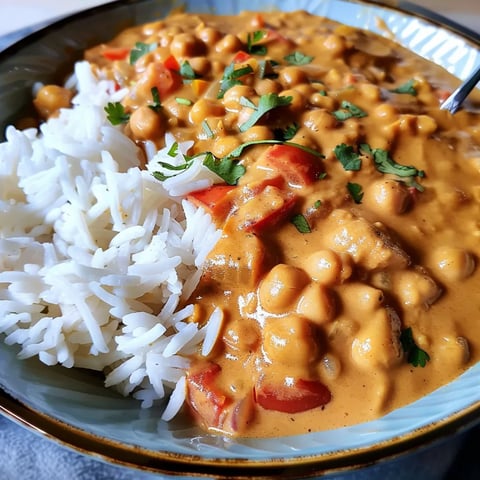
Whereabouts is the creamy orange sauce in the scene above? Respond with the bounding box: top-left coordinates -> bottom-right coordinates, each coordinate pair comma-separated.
34,10 -> 480,438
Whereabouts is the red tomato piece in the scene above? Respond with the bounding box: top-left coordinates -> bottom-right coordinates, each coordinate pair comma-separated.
187,363 -> 231,429
254,378 -> 331,413
150,63 -> 182,99
164,54 -> 180,72
101,47 -> 129,61
263,144 -> 324,188
187,185 -> 237,220
233,51 -> 252,64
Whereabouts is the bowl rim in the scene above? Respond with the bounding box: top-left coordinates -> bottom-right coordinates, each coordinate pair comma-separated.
1,0 -> 480,476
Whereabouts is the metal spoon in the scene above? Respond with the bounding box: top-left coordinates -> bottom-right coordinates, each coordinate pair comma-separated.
440,65 -> 480,114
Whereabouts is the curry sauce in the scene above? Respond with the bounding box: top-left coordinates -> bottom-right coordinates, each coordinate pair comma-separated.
35,10 -> 480,437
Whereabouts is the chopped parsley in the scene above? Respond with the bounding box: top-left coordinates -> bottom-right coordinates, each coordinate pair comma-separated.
217,63 -> 254,99
332,100 -> 367,121
129,41 -> 157,64
313,199 -> 322,209
291,213 -> 311,233
400,327 -> 430,367
390,79 -> 417,96
104,102 -> 130,125
247,30 -> 267,55
167,142 -> 179,157
334,143 -> 362,171
148,87 -> 162,112
239,93 -> 293,132
347,182 -> 364,204
284,51 -> 314,65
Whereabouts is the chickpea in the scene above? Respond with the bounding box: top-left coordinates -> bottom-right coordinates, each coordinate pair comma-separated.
189,99 -> 225,125
322,34 -> 346,57
188,56 -> 211,77
393,269 -> 442,308
215,34 -> 243,54
303,109 -> 337,132
262,314 -> 319,366
303,249 -> 345,285
280,89 -> 306,113
170,33 -> 204,57
372,103 -> 398,122
416,114 -> 438,136
430,246 -> 476,282
278,66 -> 309,88
129,106 -> 165,141
255,78 -> 282,96
296,282 -> 336,324
258,264 -> 310,314
222,85 -> 256,111
223,319 -> 260,353
351,307 -> 403,369
309,92 -> 336,110
211,135 -> 242,157
33,85 -> 73,118
196,26 -> 222,45
364,179 -> 412,215
436,336 -> 470,370
240,125 -> 274,142
341,283 -> 385,314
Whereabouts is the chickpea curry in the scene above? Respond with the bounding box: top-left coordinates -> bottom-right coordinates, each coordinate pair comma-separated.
34,10 -> 480,437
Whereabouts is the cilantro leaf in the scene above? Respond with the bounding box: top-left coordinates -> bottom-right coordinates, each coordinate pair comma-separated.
347,182 -> 364,204
104,102 -> 130,125
247,30 -> 267,55
217,63 -> 254,99
239,93 -> 292,132
334,143 -> 362,171
203,152 -> 246,185
274,123 -> 299,141
129,42 -> 157,64
390,79 -> 417,96
400,327 -> 430,367
372,148 -> 425,178
167,142 -> 179,157
202,119 -> 214,139
258,59 -> 279,79
291,213 -> 311,233
148,87 -> 162,112
284,51 -> 314,65
332,100 -> 367,121
180,60 -> 198,81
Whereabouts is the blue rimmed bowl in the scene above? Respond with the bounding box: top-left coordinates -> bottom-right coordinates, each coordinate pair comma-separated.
0,1 -> 479,478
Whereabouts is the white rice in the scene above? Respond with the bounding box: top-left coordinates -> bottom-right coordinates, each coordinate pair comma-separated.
0,61 -> 224,418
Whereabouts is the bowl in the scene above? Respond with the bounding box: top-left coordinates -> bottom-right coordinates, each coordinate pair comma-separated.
0,0 -> 479,478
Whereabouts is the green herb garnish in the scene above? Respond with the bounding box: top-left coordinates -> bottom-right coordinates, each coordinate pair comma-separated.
284,51 -> 314,65
400,327 -> 430,367
360,144 -> 425,179
274,123 -> 299,141
258,59 -> 279,79
332,100 -> 367,121
247,30 -> 267,55
334,143 -> 362,171
148,87 -> 162,112
347,182 -> 364,204
180,60 -> 198,81
313,200 -> 322,209
129,42 -> 157,64
291,213 -> 311,233
202,119 -> 214,139
390,79 -> 417,96
104,102 -> 130,125
175,97 -> 193,106
239,93 -> 292,132
217,63 -> 254,99
167,142 -> 179,157
203,152 -> 246,185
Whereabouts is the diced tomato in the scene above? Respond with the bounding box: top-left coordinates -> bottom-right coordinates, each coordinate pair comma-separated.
101,47 -> 129,61
233,51 -> 252,64
435,88 -> 452,104
164,54 -> 180,72
186,362 -> 231,429
187,185 -> 237,220
263,144 -> 324,188
252,13 -> 265,29
148,62 -> 182,98
254,378 -> 331,414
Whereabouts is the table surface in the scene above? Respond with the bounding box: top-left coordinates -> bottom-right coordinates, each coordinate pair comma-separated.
0,1 -> 479,479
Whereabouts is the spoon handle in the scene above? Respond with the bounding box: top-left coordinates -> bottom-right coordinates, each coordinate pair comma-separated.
441,66 -> 480,114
